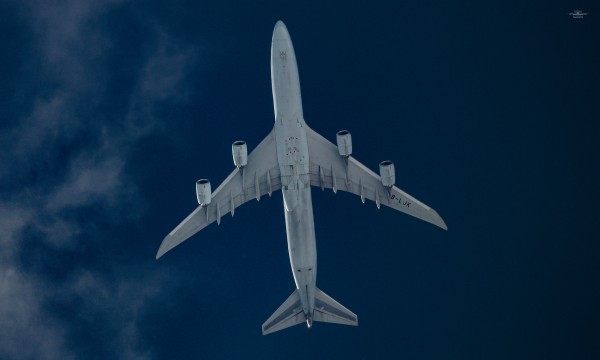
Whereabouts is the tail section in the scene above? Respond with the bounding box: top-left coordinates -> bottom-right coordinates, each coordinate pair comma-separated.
313,288 -> 358,326
262,289 -> 305,335
262,288 -> 358,335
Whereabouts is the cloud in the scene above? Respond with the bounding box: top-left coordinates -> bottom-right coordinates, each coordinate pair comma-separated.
140,30 -> 198,103
0,205 -> 32,259
46,151 -> 126,212
25,0 -> 118,87
0,266 -> 71,360
124,28 -> 199,139
0,1 -> 198,359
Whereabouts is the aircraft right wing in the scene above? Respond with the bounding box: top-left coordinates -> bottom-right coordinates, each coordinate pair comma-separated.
156,129 -> 282,259
305,126 -> 447,230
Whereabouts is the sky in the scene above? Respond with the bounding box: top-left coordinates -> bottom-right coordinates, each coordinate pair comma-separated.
1,0 -> 599,359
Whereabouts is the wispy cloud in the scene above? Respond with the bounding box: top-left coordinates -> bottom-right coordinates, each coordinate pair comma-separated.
0,266 -> 71,360
0,1 -> 198,359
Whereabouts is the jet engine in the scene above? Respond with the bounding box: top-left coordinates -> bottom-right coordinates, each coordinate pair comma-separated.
336,130 -> 352,157
196,179 -> 211,207
232,141 -> 248,168
379,160 -> 395,187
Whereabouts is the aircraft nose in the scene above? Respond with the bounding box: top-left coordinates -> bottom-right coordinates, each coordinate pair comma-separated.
272,20 -> 291,43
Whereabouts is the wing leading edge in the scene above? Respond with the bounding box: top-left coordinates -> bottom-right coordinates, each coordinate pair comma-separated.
305,126 -> 447,230
156,130 -> 281,259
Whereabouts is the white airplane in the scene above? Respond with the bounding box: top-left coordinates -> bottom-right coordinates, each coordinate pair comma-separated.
568,9 -> 588,19
156,21 -> 447,335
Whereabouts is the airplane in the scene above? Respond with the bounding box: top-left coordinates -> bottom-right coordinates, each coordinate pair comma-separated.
156,20 -> 447,335
568,9 -> 588,19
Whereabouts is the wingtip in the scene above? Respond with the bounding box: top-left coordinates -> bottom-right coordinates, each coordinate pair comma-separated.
155,243 -> 167,260
429,209 -> 448,231
438,217 -> 448,231
155,234 -> 176,260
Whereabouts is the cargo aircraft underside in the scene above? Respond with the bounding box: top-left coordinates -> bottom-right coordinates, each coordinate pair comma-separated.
156,21 -> 447,335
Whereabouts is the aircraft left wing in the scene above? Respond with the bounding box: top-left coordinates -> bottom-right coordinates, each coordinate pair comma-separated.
305,126 -> 447,230
156,129 -> 282,259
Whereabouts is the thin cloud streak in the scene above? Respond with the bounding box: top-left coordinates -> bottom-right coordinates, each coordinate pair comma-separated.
0,1 -> 199,359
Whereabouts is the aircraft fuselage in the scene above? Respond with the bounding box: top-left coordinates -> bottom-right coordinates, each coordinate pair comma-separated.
271,21 -> 316,326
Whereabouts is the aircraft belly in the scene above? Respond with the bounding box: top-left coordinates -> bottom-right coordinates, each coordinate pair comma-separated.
284,186 -> 317,314
272,21 -> 316,316
276,124 -> 314,289
284,187 -> 317,280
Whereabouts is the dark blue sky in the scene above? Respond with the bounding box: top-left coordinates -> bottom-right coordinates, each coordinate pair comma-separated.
1,1 -> 598,359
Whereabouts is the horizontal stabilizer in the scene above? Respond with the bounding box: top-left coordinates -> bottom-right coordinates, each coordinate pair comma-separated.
313,288 -> 358,326
262,289 -> 306,335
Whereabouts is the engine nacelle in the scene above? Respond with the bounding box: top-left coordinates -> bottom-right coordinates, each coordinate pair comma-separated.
196,179 -> 211,207
232,141 -> 248,168
379,160 -> 395,187
336,130 -> 352,157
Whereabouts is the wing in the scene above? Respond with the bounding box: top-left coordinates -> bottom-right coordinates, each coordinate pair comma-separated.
305,126 -> 447,230
156,129 -> 281,259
